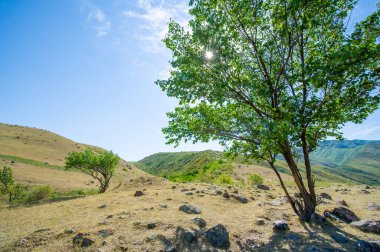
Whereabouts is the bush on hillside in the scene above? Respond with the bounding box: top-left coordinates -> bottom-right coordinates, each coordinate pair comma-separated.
248,173 -> 264,186
215,174 -> 235,185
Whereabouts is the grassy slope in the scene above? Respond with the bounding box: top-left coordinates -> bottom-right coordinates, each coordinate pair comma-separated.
136,140 -> 380,185
0,123 -> 154,191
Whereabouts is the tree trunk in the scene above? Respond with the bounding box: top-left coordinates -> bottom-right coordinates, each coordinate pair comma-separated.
282,140 -> 316,221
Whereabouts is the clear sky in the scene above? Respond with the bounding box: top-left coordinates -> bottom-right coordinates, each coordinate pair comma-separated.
0,0 -> 379,161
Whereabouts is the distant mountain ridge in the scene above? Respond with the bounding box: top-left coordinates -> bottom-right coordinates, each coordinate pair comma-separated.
136,140 -> 380,185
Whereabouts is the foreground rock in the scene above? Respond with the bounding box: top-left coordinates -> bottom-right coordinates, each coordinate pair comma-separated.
351,220 -> 380,234
179,205 -> 201,214
324,207 -> 360,223
273,220 -> 289,232
330,232 -> 348,243
204,224 -> 230,249
357,239 -> 380,252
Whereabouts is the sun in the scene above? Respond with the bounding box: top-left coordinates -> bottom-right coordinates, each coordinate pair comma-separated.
205,51 -> 214,60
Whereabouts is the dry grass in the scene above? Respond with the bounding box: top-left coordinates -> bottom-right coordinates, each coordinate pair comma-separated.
0,180 -> 379,252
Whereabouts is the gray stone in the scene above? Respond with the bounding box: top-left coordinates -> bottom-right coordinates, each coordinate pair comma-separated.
97,229 -> 114,237
257,184 -> 270,190
324,207 -> 360,223
192,218 -> 207,229
320,193 -> 332,200
147,223 -> 157,229
159,203 -> 168,208
330,233 -> 348,243
81,237 -> 95,247
73,233 -> 84,244
351,220 -> 380,234
222,192 -> 230,199
357,239 -> 380,252
273,220 -> 289,232
179,204 -> 201,214
98,204 -> 107,208
256,218 -> 265,225
185,192 -> 193,195
359,189 -> 371,194
231,194 -> 248,203
216,190 -> 223,195
204,224 -> 230,249
368,202 -> 380,211
134,190 -> 144,197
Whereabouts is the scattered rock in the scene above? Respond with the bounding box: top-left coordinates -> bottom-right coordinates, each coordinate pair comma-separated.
134,190 -> 144,197
179,204 -> 201,214
81,237 -> 95,247
273,220 -> 289,232
310,213 -> 326,225
337,200 -> 348,207
216,190 -> 223,195
73,233 -> 84,244
171,185 -> 176,189
351,220 -> 380,234
64,228 -> 75,234
97,229 -> 114,238
147,223 -> 157,229
257,184 -> 270,190
204,224 -> 230,249
18,237 -> 29,246
159,203 -> 168,208
232,190 -> 238,194
368,202 -> 380,211
357,239 -> 380,252
185,192 -> 193,196
330,232 -> 348,243
256,218 -> 265,225
258,201 -> 265,207
177,227 -> 197,244
320,193 -> 332,200
365,186 -> 371,189
231,194 -> 248,204
192,218 -> 207,229
359,189 -> 371,195
222,192 -> 230,199
270,197 -> 288,206
98,204 -> 107,209
180,188 -> 189,192
324,207 -> 360,223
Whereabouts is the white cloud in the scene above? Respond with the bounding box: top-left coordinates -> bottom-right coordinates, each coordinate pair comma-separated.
123,0 -> 190,53
80,0 -> 111,37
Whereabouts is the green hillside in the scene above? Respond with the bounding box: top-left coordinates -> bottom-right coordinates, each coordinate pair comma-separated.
136,140 -> 380,185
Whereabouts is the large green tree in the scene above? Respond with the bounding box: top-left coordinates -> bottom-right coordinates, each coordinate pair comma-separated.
65,148 -> 120,193
157,0 -> 380,221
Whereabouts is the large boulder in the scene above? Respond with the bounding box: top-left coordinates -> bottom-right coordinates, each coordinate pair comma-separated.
179,204 -> 201,214
324,207 -> 360,223
351,220 -> 380,234
204,224 -> 230,249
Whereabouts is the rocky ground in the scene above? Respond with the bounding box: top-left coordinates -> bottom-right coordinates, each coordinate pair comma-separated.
0,178 -> 379,252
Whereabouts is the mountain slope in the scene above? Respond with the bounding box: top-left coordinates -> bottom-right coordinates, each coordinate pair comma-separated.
136,140 -> 380,185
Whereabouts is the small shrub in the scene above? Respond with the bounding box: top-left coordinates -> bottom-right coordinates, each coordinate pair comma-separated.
215,174 -> 235,185
248,173 -> 264,186
25,185 -> 53,203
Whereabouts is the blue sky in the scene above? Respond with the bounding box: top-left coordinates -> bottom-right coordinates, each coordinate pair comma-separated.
0,0 -> 379,161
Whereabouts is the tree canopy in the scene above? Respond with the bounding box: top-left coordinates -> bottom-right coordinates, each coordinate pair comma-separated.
157,0 -> 380,220
65,148 -> 120,193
